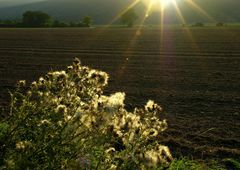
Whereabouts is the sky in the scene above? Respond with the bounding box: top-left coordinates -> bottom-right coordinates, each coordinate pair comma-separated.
0,0 -> 46,7
0,0 -> 45,1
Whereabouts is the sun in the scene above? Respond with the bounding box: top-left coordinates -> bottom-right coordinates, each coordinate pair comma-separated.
152,0 -> 172,5
142,0 -> 174,11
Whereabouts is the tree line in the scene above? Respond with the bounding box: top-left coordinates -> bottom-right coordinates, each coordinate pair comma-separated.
0,11 -> 92,28
1,9 -> 224,28
0,9 -> 139,28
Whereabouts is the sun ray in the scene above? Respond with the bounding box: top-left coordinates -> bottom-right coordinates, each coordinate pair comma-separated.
85,0 -> 141,47
170,0 -> 200,50
105,0 -> 141,27
160,2 -> 165,51
117,2 -> 155,78
171,0 -> 186,25
170,1 -> 211,77
185,0 -> 215,22
144,0 -> 154,19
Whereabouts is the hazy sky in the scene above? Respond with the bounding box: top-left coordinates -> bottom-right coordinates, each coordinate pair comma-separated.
0,0 -> 45,1
0,0 -> 46,7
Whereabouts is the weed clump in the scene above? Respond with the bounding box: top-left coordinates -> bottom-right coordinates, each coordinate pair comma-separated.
0,58 -> 172,169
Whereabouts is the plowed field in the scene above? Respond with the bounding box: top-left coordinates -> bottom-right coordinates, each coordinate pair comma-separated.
0,27 -> 240,160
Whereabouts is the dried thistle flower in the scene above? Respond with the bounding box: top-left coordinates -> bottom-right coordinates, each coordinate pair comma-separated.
17,80 -> 26,87
55,104 -> 67,114
16,141 -> 32,150
145,100 -> 162,112
73,57 -> 81,66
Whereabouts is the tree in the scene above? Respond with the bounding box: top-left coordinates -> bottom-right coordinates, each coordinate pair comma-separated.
70,21 -> 77,27
53,20 -> 70,27
216,22 -> 224,27
82,16 -> 92,27
121,8 -> 138,27
0,20 -> 19,28
22,11 -> 52,27
192,22 -> 204,27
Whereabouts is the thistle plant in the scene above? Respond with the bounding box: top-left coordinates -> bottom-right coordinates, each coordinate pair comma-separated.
0,58 -> 172,169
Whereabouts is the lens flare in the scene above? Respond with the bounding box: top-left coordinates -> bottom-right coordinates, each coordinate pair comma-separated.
101,0 -> 217,77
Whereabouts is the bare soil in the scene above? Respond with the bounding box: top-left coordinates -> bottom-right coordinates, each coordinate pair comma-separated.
0,27 -> 239,160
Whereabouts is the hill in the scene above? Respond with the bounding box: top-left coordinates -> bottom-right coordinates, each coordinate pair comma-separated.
0,0 -> 239,24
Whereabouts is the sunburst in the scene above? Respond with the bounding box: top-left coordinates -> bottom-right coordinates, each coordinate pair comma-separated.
106,0 -> 216,76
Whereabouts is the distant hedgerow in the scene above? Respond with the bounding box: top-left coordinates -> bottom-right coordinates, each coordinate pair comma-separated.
0,58 -> 172,169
